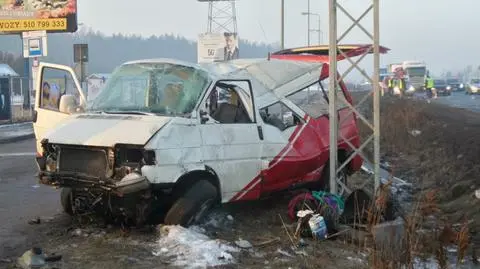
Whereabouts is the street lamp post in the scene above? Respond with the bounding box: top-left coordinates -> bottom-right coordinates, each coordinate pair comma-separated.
281,0 -> 284,49
301,12 -> 322,45
307,0 -> 310,46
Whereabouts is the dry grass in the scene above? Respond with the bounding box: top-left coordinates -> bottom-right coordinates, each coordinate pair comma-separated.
359,181 -> 473,269
348,94 -> 480,268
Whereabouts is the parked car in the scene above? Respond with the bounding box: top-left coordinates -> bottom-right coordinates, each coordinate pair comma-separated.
446,78 -> 464,91
33,58 -> 363,227
433,79 -> 451,96
466,78 -> 480,95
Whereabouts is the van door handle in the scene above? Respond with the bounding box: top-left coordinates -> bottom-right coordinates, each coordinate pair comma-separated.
257,125 -> 264,140
33,110 -> 38,123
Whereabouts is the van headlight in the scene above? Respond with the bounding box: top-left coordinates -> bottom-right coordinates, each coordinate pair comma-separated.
460,84 -> 464,88
446,86 -> 451,90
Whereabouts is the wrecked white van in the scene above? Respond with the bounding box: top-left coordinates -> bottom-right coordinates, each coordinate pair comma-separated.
33,58 -> 362,226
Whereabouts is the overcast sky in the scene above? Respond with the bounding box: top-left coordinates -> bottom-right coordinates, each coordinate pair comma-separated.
77,0 -> 477,77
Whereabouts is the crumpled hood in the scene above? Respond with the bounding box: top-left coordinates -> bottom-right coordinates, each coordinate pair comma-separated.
44,113 -> 171,147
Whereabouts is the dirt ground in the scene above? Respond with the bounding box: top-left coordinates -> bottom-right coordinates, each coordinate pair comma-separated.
1,190 -> 374,269
355,94 -> 480,245
2,94 -> 480,268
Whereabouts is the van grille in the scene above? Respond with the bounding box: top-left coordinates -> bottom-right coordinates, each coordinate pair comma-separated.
59,147 -> 108,178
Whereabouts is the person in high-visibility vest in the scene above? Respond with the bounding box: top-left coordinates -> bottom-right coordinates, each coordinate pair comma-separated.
387,77 -> 394,95
399,78 -> 405,91
425,75 -> 435,98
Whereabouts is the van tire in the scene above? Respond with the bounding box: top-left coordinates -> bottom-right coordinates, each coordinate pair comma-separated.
60,188 -> 74,215
164,180 -> 217,227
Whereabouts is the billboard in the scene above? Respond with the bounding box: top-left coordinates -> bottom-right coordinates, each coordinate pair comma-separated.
0,0 -> 77,34
197,32 -> 239,63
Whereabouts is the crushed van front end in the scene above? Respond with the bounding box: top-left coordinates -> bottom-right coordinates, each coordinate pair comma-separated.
36,139 -> 159,225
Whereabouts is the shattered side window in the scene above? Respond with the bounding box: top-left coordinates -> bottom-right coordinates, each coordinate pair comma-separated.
287,79 -> 348,119
259,102 -> 302,131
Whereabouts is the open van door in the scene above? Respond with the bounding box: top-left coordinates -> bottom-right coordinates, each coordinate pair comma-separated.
33,63 -> 86,155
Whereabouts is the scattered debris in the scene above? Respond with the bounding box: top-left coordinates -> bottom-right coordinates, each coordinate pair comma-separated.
276,248 -> 294,258
296,210 -> 314,218
17,247 -> 46,269
31,184 -> 40,189
234,239 -> 252,249
123,256 -> 140,264
253,237 -> 280,248
410,129 -> 422,136
227,215 -> 234,221
71,228 -> 85,237
28,217 -> 41,225
297,238 -> 307,248
0,258 -> 12,263
45,254 -> 62,262
475,189 -> 480,199
308,214 -> 328,240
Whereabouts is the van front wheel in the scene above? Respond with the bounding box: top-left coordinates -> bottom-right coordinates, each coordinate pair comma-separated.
60,187 -> 74,215
164,180 -> 217,227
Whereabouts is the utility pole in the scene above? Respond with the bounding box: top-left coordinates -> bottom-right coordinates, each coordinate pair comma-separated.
281,0 -> 285,49
328,0 -> 382,196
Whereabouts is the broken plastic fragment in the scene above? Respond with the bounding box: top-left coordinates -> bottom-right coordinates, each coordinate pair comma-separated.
17,248 -> 46,269
296,210 -> 314,218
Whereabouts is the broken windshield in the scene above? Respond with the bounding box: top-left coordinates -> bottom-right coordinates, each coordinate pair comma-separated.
88,62 -> 211,116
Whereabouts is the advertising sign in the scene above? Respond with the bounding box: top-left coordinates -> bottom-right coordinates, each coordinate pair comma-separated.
197,32 -> 239,63
0,0 -> 77,34
22,30 -> 47,57
86,75 -> 109,102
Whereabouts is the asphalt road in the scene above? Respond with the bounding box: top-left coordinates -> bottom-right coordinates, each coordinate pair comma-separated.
429,91 -> 480,112
0,138 -> 60,258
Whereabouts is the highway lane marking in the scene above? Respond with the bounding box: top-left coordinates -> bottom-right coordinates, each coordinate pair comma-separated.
0,152 -> 36,157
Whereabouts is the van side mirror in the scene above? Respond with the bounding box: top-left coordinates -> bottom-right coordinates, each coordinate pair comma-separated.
199,110 -> 209,124
59,95 -> 76,113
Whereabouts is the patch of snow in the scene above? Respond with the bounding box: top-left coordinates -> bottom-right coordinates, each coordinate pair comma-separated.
276,248 -> 294,258
200,209 -> 233,230
347,256 -> 364,263
235,239 -> 252,249
413,257 -> 440,269
410,129 -> 422,137
152,225 -> 239,269
446,246 -> 457,253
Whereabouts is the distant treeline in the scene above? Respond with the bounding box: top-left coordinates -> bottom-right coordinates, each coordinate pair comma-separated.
0,28 -> 278,76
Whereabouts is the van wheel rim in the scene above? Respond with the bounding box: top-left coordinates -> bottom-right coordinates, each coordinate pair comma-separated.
187,198 -> 214,226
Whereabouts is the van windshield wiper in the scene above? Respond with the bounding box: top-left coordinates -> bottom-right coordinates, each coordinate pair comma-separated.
101,110 -> 155,116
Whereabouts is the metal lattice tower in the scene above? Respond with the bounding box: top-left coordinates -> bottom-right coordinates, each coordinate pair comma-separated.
198,0 -> 238,34
328,0 -> 382,195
